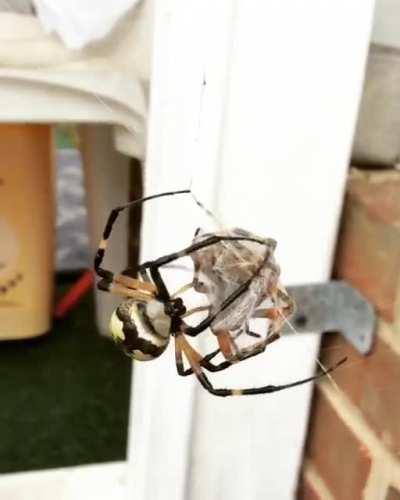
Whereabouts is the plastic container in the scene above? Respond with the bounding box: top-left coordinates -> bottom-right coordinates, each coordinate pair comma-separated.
0,124 -> 54,339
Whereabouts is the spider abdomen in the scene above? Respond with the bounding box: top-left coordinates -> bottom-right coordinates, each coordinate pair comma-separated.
110,299 -> 171,361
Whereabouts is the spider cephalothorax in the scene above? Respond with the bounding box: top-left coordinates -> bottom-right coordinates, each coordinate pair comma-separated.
94,190 -> 345,397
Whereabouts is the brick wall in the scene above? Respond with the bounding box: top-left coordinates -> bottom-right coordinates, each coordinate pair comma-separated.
297,168 -> 400,500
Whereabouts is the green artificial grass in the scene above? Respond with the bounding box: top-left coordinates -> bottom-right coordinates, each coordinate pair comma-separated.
0,276 -> 131,474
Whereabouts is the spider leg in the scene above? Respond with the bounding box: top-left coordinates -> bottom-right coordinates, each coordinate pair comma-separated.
98,283 -> 153,302
276,284 -> 296,317
177,334 -> 347,397
94,189 -> 190,280
111,267 -> 154,286
115,274 -> 156,293
182,305 -> 211,319
183,267 -> 267,336
253,285 -> 295,334
218,298 -> 295,363
246,331 -> 261,338
175,337 -> 230,376
175,339 -> 193,376
148,266 -> 170,302
97,272 -> 156,301
137,268 -> 153,283
215,328 -> 280,363
245,323 -> 262,338
139,235 -> 272,271
231,295 -> 297,360
171,282 -> 195,298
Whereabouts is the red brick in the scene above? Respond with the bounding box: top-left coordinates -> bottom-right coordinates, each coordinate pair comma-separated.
321,330 -> 400,456
346,170 -> 400,226
334,169 -> 400,322
297,474 -> 322,500
305,389 -> 372,500
386,487 -> 400,500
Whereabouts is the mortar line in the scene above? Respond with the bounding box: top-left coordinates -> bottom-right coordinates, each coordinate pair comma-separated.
303,458 -> 335,500
317,381 -> 400,486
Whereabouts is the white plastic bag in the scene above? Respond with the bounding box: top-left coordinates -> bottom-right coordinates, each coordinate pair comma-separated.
33,0 -> 141,49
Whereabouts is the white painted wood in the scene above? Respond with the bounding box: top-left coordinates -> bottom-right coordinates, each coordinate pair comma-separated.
127,1 -> 375,500
372,0 -> 400,48
0,462 -> 126,500
190,3 -> 375,499
190,2 -> 375,500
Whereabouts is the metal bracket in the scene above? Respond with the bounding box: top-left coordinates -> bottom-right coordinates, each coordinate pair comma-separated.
283,280 -> 376,355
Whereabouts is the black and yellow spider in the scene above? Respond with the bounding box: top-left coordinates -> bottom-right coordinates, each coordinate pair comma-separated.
94,190 -> 345,397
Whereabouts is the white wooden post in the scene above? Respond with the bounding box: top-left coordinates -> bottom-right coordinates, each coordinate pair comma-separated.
127,1 -> 375,499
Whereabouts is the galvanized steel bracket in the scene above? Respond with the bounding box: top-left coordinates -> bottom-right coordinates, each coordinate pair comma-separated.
283,281 -> 376,355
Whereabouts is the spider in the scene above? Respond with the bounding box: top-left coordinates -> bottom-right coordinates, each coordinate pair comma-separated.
187,226 -> 295,363
94,190 -> 346,397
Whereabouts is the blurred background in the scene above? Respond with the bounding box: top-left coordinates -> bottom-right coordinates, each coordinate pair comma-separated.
0,1 -> 399,500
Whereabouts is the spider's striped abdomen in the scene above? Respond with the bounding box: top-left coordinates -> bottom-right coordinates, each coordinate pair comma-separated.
110,299 -> 171,361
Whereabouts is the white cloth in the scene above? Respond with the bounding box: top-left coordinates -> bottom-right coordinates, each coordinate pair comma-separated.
33,0 -> 141,49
